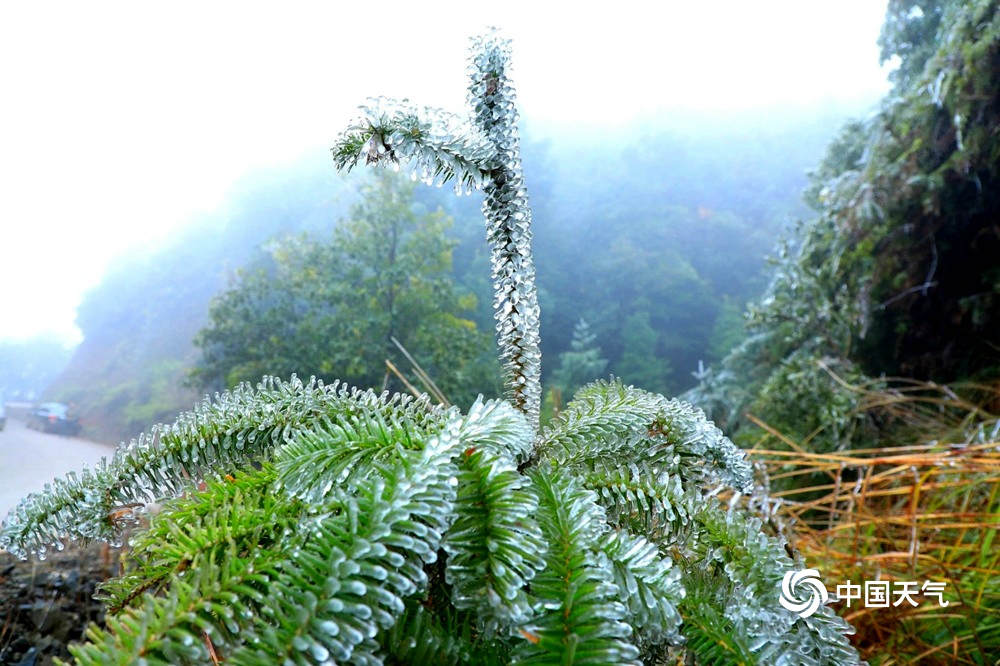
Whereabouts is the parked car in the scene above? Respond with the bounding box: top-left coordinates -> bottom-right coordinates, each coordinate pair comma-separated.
27,402 -> 81,436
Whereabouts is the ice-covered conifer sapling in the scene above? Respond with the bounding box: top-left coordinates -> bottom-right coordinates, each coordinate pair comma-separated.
0,29 -> 864,665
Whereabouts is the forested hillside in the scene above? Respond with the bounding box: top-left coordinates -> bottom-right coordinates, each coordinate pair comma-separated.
49,111 -> 853,443
687,0 -> 1000,452
667,6 -> 1000,659
48,158 -> 356,441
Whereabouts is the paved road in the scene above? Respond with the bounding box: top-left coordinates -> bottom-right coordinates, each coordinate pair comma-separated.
0,417 -> 115,522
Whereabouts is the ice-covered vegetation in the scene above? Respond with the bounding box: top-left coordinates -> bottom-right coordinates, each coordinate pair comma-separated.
688,0 -> 1000,452
0,30 -> 865,665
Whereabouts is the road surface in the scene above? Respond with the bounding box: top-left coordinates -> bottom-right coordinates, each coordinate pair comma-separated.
0,417 -> 116,522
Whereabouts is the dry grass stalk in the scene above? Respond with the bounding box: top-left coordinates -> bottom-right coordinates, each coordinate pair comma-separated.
742,379 -> 1000,664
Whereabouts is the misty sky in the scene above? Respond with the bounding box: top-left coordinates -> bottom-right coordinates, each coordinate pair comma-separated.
0,1 -> 891,344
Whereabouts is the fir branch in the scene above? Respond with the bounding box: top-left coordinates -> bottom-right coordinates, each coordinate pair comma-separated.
686,502 -> 862,665
536,379 -> 666,465
582,466 -> 696,540
273,409 -> 440,504
514,469 -> 641,665
332,29 -> 544,430
676,573 -> 757,666
539,379 -> 754,492
232,416 -> 463,665
599,529 -> 684,646
454,397 -> 534,464
70,543 -> 288,665
379,602 -> 508,666
0,376 -> 445,559
332,97 -> 496,192
97,466 -> 300,616
443,447 -> 545,632
468,29 -> 543,429
69,470 -> 302,664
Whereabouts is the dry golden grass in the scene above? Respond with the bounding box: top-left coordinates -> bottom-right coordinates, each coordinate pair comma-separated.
743,379 -> 1000,664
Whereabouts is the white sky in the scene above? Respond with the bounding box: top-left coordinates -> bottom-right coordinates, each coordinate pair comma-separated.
0,0 -> 891,345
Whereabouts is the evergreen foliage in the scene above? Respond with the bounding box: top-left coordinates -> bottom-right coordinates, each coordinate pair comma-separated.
688,0 -> 1000,451
0,30 -> 864,665
879,0 -> 951,89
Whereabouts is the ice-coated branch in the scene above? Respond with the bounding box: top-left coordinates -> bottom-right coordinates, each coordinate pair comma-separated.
331,29 -> 542,430
0,376 -> 447,559
468,29 -> 542,430
332,97 -> 497,192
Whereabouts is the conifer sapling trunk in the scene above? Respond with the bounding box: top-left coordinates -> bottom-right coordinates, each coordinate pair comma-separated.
334,28 -> 542,430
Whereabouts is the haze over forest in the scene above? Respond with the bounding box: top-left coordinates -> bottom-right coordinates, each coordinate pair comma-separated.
0,104 -> 865,442
0,2 -> 895,442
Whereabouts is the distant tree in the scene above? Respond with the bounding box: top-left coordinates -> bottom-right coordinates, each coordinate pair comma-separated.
615,311 -> 672,394
192,172 -> 497,406
551,318 -> 607,396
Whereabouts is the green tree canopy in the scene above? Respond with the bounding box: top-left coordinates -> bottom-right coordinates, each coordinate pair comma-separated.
192,172 -> 497,406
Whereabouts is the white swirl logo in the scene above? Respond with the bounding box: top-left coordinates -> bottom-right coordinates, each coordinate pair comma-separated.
779,569 -> 828,618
